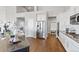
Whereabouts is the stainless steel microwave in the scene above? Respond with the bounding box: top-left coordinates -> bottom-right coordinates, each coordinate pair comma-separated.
70,13 -> 79,25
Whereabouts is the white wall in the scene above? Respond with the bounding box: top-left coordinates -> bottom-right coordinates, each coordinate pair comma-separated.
0,6 -> 72,38
0,7 -> 6,27
0,6 -> 16,25
57,6 -> 79,33
57,12 -> 69,31
17,12 -> 48,38
5,6 -> 16,24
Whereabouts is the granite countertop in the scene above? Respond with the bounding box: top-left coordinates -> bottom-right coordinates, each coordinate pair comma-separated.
61,31 -> 79,43
7,39 -> 29,52
0,36 -> 29,52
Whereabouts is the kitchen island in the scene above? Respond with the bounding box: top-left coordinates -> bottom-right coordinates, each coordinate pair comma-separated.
0,37 -> 29,52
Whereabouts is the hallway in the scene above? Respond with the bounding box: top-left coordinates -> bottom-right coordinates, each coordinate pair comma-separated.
27,34 -> 66,52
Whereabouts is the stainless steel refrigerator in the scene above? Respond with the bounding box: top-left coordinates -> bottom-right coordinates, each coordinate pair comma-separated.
37,21 -> 45,39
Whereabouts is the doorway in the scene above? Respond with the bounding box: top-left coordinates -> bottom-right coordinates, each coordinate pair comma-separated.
47,17 -> 57,35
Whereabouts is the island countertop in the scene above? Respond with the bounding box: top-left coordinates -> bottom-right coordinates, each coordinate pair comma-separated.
0,37 -> 29,52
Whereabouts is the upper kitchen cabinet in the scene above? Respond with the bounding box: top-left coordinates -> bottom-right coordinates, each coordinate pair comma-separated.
36,12 -> 47,21
5,6 -> 16,23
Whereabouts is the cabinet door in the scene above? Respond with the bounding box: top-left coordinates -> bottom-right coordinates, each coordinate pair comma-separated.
37,12 -> 47,21
68,41 -> 79,52
25,13 -> 36,38
59,32 -> 65,45
59,32 -> 69,51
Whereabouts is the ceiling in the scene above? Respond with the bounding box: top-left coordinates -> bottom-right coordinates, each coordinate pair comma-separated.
37,6 -> 70,16
16,6 -> 34,12
37,6 -> 70,11
16,6 -> 70,16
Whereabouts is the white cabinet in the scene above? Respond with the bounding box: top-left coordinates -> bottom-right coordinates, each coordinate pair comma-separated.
68,41 -> 79,52
59,32 -> 69,51
59,32 -> 65,45
37,12 -> 47,21
59,32 -> 79,52
25,12 -> 36,38
68,36 -> 79,52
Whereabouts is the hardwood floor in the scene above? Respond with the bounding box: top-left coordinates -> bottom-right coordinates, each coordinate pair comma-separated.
27,34 -> 66,52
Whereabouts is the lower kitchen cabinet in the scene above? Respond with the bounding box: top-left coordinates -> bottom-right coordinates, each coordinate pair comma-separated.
59,32 -> 69,51
59,32 -> 79,52
68,39 -> 79,52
